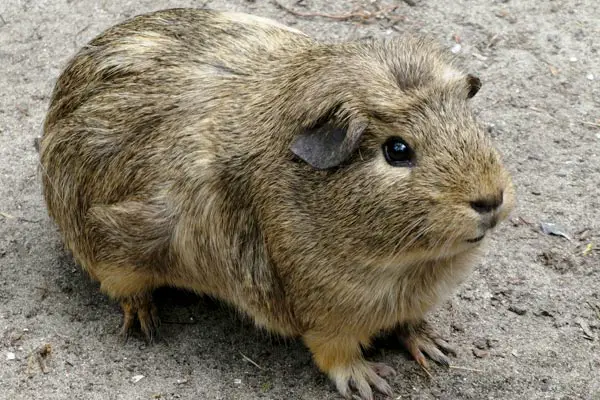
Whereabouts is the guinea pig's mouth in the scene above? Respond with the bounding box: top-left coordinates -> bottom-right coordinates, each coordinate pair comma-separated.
466,234 -> 485,243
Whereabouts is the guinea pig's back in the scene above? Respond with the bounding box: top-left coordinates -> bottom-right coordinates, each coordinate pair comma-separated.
39,9 -> 310,263
45,8 -> 310,125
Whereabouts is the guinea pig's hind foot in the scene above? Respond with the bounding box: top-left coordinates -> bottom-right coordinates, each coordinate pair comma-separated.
119,293 -> 161,344
330,361 -> 395,400
396,320 -> 456,372
304,334 -> 395,400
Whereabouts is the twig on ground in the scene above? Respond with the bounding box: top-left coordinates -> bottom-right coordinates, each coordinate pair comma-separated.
511,216 -> 533,227
587,302 -> 600,320
418,363 -> 433,379
518,216 -> 533,225
580,120 -> 600,128
272,0 -> 399,23
449,365 -> 484,373
239,351 -> 264,370
0,212 -> 41,223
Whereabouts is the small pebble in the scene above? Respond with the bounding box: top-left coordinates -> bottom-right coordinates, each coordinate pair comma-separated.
131,375 -> 145,384
587,73 -> 594,81
472,52 -> 488,61
473,338 -> 488,350
569,56 -> 578,62
473,348 -> 489,358
553,319 -> 569,328
451,43 -> 462,54
576,318 -> 596,340
6,352 -> 16,361
534,309 -> 554,318
508,305 -> 527,315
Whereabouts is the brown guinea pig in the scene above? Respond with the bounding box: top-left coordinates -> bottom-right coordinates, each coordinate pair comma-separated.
39,8 -> 514,400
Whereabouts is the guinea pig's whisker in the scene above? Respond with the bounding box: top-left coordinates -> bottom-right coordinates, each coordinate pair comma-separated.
392,219 -> 422,250
393,218 -> 423,248
389,217 -> 426,259
431,225 -> 456,257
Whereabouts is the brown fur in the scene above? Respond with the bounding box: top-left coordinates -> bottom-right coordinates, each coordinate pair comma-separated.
39,8 -> 515,399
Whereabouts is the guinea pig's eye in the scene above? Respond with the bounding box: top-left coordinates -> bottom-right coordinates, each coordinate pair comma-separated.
382,137 -> 414,167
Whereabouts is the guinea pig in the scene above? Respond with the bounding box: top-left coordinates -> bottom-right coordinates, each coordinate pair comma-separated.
39,8 -> 514,400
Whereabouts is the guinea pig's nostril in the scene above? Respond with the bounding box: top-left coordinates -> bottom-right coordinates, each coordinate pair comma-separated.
470,191 -> 503,214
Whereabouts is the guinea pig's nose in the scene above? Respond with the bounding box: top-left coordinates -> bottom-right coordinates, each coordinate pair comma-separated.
470,191 -> 504,214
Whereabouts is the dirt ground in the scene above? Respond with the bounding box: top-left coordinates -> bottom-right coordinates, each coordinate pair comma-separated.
1,0 -> 599,399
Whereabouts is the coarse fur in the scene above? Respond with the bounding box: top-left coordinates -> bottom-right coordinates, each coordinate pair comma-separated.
39,8 -> 515,400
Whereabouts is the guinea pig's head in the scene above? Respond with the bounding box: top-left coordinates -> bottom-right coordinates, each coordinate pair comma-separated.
286,36 -> 515,265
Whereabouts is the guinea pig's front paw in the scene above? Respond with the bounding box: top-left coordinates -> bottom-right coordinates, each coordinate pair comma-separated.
395,320 -> 456,371
330,361 -> 395,400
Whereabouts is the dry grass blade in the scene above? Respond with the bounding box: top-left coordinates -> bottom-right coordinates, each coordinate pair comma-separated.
418,363 -> 433,379
587,302 -> 600,320
580,120 -> 600,128
272,0 -> 398,23
449,365 -> 484,373
240,351 -> 264,370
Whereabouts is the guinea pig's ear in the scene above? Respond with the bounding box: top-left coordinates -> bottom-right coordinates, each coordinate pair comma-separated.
290,117 -> 368,170
466,74 -> 482,98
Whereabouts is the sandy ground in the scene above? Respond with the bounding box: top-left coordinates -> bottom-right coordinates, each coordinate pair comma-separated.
1,0 -> 599,399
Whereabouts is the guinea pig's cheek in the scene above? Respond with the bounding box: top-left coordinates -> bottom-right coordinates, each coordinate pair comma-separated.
372,156 -> 412,184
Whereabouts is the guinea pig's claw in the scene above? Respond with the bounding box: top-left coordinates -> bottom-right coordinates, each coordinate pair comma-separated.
369,362 -> 397,378
396,320 -> 456,371
138,302 -> 161,344
118,294 -> 161,344
118,314 -> 134,344
332,361 -> 395,400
